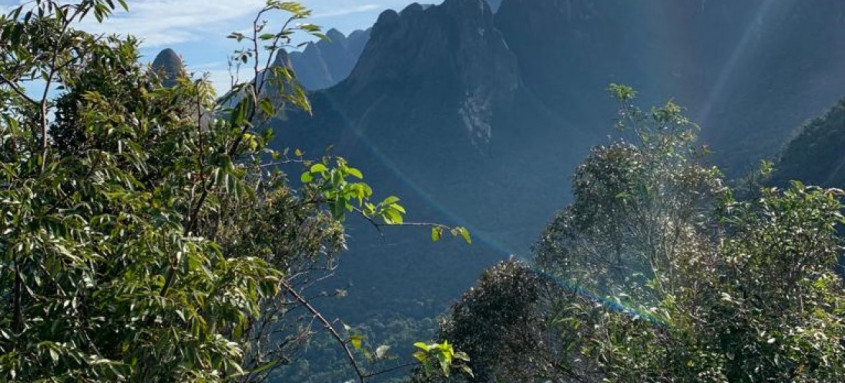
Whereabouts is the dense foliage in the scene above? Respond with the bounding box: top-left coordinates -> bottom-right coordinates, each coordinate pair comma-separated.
0,1 -> 471,382
416,260 -> 580,382
433,86 -> 845,382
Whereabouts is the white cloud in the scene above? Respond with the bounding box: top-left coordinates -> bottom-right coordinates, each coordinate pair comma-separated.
312,4 -> 379,19
79,0 -> 266,47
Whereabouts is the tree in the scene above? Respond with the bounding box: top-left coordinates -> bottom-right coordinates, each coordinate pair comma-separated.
0,1 -> 471,381
535,84 -> 726,313
417,260 -> 591,383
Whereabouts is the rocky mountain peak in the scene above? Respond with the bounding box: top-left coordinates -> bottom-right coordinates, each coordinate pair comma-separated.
151,48 -> 185,88
346,0 -> 518,146
288,27 -> 371,90
326,28 -> 346,41
273,49 -> 292,69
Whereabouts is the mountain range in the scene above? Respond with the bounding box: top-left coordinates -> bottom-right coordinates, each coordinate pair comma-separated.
288,28 -> 371,90
154,1 -> 845,380
270,0 -> 845,324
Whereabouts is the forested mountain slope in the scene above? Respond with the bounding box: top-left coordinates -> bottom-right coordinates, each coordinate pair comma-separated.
772,98 -> 845,188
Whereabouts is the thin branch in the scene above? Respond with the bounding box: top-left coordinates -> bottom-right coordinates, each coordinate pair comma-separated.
362,362 -> 417,379
0,73 -> 39,107
280,281 -> 367,383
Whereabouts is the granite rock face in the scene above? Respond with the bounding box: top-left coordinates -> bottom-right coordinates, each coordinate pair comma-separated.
343,0 -> 518,148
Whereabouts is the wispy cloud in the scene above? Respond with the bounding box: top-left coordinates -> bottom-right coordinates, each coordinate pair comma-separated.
313,4 -> 379,19
4,1 -> 423,48
79,0 -> 266,47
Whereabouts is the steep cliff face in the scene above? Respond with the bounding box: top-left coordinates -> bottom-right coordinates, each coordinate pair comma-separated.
289,28 -> 371,90
341,0 -> 518,148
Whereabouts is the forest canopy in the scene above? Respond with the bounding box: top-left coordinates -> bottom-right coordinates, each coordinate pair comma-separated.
423,86 -> 845,382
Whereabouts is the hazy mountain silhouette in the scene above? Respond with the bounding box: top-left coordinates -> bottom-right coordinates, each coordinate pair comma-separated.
289,28 -> 371,90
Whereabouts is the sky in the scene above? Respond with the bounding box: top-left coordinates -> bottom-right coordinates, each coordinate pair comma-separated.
1,0 -> 436,93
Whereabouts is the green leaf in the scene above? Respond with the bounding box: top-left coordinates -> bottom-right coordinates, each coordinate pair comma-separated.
385,209 -> 403,225
310,163 -> 328,174
457,227 -> 472,244
258,98 -> 275,117
453,351 -> 470,362
431,227 -> 442,242
350,334 -> 363,350
346,167 -> 363,179
390,203 -> 406,214
413,351 -> 427,363
300,172 -> 313,183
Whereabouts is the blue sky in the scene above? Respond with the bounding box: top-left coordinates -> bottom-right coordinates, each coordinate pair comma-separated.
1,0 -> 436,93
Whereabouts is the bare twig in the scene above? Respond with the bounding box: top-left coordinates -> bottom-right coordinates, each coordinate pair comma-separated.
281,281 -> 367,383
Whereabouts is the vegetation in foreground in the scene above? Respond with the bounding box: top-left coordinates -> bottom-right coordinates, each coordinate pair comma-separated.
0,1 -> 471,382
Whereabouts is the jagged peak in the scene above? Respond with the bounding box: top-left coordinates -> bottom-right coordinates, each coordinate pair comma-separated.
273,49 -> 292,69
348,28 -> 371,40
441,0 -> 492,17
344,0 -> 516,147
370,0 -> 492,41
325,28 -> 346,42
400,2 -> 425,16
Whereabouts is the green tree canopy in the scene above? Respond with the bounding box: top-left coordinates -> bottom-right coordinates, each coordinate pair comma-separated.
435,86 -> 845,382
0,1 -> 471,382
